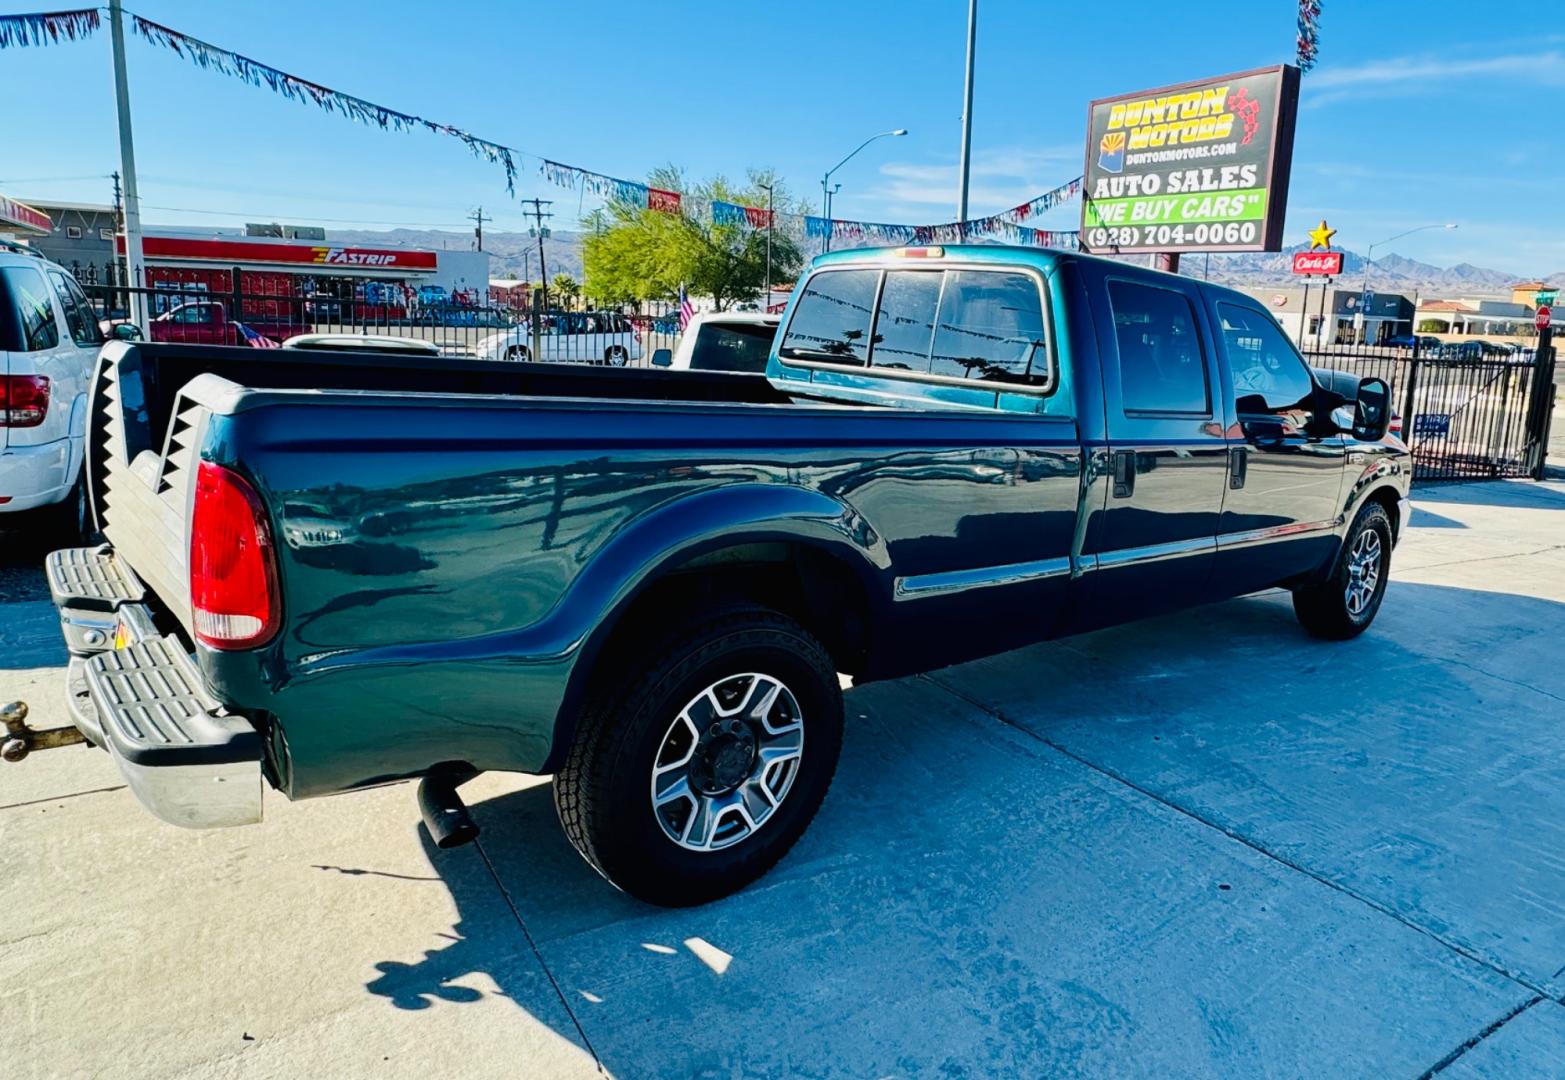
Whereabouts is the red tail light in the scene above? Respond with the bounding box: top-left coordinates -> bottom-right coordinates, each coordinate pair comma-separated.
0,375 -> 50,427
190,461 -> 280,649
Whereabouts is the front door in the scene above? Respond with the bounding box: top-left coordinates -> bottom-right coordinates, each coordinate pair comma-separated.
1207,298 -> 1346,597
1081,272 -> 1231,629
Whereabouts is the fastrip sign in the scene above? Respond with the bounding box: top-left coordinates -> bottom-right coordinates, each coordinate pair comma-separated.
1080,65 -> 1301,255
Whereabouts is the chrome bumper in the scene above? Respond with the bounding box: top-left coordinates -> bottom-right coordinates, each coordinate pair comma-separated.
49,546 -> 263,829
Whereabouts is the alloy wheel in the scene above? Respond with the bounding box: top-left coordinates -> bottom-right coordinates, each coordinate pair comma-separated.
650,673 -> 805,852
1344,528 -> 1383,617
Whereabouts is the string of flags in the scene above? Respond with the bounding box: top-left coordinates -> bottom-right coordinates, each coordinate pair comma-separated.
0,6 -> 97,47
0,6 -> 1083,248
1296,0 -> 1322,74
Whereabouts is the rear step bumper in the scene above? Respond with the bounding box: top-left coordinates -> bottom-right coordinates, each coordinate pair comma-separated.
47,546 -> 263,829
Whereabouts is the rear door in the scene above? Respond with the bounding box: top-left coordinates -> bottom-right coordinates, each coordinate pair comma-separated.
1206,297 -> 1345,595
1079,268 -> 1230,626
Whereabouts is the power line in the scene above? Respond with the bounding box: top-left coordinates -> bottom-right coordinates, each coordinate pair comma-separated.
137,203 -> 472,228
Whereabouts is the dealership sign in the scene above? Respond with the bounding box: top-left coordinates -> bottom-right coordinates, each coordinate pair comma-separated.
1080,65 -> 1301,255
1292,250 -> 1343,275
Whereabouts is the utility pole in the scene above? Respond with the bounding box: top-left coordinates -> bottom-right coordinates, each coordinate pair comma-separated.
956,0 -> 977,231
109,171 -> 122,289
518,196 -> 553,311
469,206 -> 487,251
108,0 -> 147,329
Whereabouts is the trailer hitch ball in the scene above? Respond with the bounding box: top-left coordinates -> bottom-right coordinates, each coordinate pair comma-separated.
2,701 -> 87,762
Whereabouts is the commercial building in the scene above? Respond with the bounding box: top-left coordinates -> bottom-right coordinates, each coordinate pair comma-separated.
12,199 -> 118,280
101,226 -> 490,319
1414,296 -> 1542,339
1236,285 -> 1414,346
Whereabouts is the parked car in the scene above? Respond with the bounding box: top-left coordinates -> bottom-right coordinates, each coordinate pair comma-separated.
652,310 -> 780,373
1381,334 -> 1417,349
24,245 -> 1408,906
0,250 -> 102,538
1417,335 -> 1443,352
477,310 -> 642,364
144,300 -> 309,347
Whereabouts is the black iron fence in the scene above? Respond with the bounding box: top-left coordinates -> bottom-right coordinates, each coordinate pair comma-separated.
1303,340 -> 1556,483
79,270 -> 685,365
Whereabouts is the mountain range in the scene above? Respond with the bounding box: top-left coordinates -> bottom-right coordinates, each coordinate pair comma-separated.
326,227 -> 1557,302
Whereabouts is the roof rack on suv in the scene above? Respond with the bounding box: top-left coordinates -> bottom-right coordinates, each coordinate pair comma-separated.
0,239 -> 43,257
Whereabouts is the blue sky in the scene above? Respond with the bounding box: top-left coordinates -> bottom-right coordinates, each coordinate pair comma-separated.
1,0 -> 1561,274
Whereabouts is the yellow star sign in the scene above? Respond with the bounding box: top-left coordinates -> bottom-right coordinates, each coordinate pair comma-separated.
1308,220 -> 1337,251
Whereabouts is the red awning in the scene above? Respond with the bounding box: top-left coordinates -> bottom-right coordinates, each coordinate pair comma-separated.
0,194 -> 52,236
116,234 -> 437,273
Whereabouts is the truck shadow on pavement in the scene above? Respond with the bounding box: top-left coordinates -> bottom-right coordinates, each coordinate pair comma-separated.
368,579 -> 1565,1077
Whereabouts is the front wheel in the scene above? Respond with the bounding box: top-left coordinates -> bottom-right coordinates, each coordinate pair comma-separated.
504,344 -> 530,362
1292,502 -> 1393,640
554,607 -> 843,906
604,345 -> 628,366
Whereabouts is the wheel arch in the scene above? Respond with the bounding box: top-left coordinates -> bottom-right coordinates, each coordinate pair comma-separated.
541,486 -> 888,772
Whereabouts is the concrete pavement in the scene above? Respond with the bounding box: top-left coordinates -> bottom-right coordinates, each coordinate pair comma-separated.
3,480 -> 1565,1078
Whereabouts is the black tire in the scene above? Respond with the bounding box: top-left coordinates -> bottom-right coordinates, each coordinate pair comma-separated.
505,344 -> 530,362
30,473 -> 89,544
605,346 -> 628,366
554,607 -> 843,906
1292,502 -> 1393,640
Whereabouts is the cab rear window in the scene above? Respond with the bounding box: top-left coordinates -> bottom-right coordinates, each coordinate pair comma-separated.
0,265 -> 61,353
780,265 -> 1050,389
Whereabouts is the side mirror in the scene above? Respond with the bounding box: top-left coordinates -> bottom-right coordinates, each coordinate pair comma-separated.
650,348 -> 673,368
1352,377 -> 1391,441
111,322 -> 142,341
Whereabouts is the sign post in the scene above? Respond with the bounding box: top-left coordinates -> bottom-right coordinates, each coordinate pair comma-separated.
1081,64 -> 1301,260
1527,305 -> 1555,479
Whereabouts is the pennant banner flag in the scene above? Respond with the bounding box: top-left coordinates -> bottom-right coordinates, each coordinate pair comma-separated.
0,5 -> 1082,245
1296,0 -> 1322,73
0,7 -> 98,49
129,15 -> 518,192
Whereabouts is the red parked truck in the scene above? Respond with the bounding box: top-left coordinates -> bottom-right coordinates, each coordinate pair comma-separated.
147,301 -> 310,346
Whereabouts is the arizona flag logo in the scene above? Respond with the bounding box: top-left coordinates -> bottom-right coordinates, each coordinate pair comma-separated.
1098,131 -> 1126,174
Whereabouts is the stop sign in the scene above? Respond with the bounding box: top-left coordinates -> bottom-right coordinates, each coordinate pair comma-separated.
1538,304 -> 1552,330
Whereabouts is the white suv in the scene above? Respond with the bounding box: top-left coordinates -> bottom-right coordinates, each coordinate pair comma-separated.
477,311 -> 643,365
0,250 -> 102,539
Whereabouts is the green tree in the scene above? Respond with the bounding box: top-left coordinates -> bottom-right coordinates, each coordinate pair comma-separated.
584,167 -> 804,311
551,273 -> 581,309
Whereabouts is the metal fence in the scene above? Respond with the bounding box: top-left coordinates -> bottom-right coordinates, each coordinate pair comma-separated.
1303,340 -> 1556,483
78,268 -> 684,365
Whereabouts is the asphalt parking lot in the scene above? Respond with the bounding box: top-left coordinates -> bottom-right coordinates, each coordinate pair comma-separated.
3,478 -> 1565,1079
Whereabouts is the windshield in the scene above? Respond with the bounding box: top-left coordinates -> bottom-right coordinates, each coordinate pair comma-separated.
688,322 -> 776,373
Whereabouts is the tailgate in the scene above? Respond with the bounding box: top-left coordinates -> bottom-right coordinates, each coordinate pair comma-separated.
88,350 -> 216,633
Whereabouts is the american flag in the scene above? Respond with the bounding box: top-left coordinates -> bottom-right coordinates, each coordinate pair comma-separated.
237,322 -> 280,349
678,285 -> 694,331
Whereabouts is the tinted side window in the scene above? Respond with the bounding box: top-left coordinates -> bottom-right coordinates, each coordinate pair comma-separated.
1106,280 -> 1209,415
1216,302 -> 1316,414
0,266 -> 61,352
930,270 -> 1047,385
780,269 -> 879,366
869,270 -> 941,372
49,270 -> 99,346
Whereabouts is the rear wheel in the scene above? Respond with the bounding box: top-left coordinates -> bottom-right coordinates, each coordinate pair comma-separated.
554,607 -> 843,906
1292,503 -> 1392,639
605,345 -> 629,366
505,344 -> 530,362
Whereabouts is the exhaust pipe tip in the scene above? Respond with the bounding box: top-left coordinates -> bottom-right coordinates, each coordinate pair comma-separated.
417,765 -> 480,849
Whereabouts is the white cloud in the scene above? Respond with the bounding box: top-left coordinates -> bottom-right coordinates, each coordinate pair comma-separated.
1306,49 -> 1565,101
849,144 -> 1081,220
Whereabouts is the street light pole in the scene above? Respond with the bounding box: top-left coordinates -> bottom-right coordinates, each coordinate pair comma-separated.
1359,222 -> 1457,343
956,0 -> 977,229
759,181 -> 774,312
820,128 -> 907,253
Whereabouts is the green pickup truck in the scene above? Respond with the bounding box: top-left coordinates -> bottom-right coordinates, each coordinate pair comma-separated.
15,245 -> 1409,905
